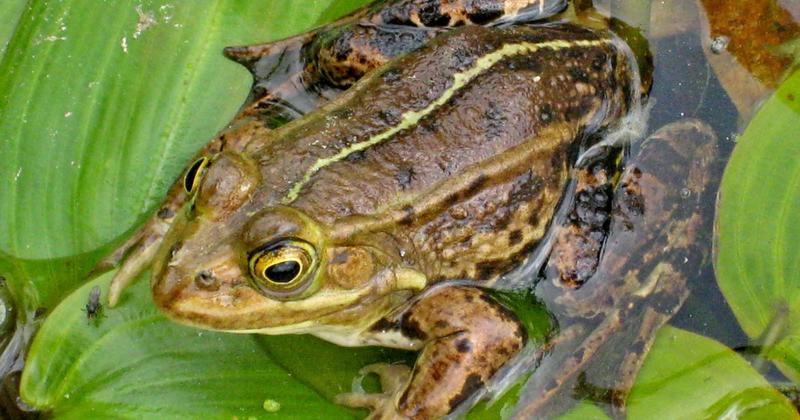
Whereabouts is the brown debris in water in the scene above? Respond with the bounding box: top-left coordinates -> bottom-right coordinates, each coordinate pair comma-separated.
700,0 -> 800,87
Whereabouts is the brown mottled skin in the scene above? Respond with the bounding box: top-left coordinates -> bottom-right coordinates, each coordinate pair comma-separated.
517,120 -> 719,418
98,0 -> 656,418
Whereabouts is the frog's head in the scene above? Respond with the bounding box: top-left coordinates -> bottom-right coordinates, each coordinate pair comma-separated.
151,151 -> 426,335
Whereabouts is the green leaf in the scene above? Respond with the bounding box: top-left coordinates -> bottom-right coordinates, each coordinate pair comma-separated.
20,272 -> 353,419
0,0 -> 26,56
317,0 -> 374,24
629,327 -> 798,419
0,1 -> 365,311
715,69 -> 800,381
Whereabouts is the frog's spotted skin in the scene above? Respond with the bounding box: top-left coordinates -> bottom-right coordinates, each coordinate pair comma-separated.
98,0 -> 662,418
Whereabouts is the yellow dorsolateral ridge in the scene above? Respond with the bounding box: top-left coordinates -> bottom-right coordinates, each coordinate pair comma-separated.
283,38 -> 611,204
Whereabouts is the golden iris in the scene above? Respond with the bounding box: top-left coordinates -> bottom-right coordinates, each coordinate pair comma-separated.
248,240 -> 317,294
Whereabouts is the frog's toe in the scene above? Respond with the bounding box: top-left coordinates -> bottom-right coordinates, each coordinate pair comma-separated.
334,363 -> 411,419
361,363 -> 412,394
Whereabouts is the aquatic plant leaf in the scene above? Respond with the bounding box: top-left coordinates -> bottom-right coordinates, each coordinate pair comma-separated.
629,327 -> 798,419
0,0 -> 26,56
20,273 -> 353,419
0,0 -> 356,311
715,69 -> 800,381
317,0 -> 375,24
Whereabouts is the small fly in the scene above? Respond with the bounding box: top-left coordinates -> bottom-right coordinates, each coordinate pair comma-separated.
84,285 -> 104,323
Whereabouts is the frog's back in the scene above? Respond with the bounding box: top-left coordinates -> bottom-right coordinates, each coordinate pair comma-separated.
247,23 -> 638,281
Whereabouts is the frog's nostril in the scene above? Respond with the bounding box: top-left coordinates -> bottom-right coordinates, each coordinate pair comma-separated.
194,270 -> 220,291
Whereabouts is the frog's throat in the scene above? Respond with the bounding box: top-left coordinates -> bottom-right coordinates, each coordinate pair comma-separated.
281,37 -> 614,204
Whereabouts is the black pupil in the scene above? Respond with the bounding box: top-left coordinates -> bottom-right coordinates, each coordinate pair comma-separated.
265,261 -> 301,283
184,159 -> 205,192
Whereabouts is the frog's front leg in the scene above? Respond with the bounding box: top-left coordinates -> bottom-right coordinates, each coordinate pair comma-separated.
338,286 -> 526,419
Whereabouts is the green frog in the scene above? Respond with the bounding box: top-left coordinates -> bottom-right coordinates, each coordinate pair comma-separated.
97,0 -> 717,417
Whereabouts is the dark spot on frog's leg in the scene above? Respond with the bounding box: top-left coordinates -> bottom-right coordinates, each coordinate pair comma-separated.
195,270 -> 219,291
509,240 -> 539,265
475,261 -> 502,279
509,229 -> 524,246
455,338 -> 472,353
448,373 -> 485,410
371,317 -> 400,333
400,312 -> 427,341
434,320 -> 450,330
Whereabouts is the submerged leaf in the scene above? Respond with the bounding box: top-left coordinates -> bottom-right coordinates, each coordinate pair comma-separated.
715,69 -> 800,381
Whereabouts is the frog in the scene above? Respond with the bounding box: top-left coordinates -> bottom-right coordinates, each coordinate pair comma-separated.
93,0 -> 719,418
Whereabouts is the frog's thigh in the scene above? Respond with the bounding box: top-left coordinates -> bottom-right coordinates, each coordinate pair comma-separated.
395,286 -> 526,418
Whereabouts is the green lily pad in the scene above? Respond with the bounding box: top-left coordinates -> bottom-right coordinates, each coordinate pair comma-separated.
20,273 -> 354,419
629,327 -> 798,419
715,69 -> 800,381
0,0 -> 26,55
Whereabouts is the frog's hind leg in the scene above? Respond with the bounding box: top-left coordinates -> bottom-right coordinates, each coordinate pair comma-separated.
521,120 -> 718,417
513,268 -> 688,419
338,285 -> 526,418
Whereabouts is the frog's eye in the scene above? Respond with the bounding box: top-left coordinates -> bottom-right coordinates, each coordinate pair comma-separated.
248,239 -> 319,299
183,157 -> 210,194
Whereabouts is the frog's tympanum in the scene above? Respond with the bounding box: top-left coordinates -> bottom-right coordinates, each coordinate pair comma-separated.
99,0 -> 718,418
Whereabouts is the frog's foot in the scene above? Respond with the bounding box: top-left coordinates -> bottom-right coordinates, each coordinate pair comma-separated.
335,363 -> 411,420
